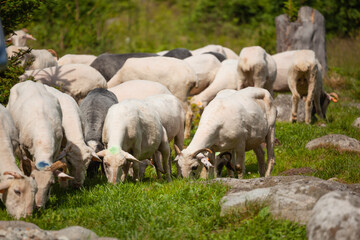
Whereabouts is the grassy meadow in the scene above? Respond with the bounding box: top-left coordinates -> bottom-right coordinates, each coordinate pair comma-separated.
1,8 -> 360,237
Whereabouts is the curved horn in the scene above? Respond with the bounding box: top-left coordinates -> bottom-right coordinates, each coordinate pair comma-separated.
3,171 -> 23,179
49,161 -> 67,173
192,148 -> 213,158
329,92 -> 338,102
47,49 -> 58,60
174,144 -> 182,155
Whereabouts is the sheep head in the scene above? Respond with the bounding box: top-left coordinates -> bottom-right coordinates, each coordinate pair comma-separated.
22,158 -> 73,208
97,146 -> 139,184
0,172 -> 37,219
174,145 -> 214,178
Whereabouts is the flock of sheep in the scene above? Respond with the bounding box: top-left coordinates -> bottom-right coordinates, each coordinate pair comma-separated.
0,29 -> 338,219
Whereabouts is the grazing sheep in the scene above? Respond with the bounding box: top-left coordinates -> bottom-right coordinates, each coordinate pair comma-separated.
0,104 -> 37,219
6,46 -> 58,70
97,99 -> 171,183
19,64 -> 107,103
79,88 -> 119,177
7,29 -> 36,47
142,94 -> 185,178
108,81 -> 181,178
107,56 -> 198,139
184,54 -> 222,95
6,81 -> 72,208
58,54 -> 97,66
237,46 -> 277,96
175,87 -> 276,179
287,50 -> 338,123
90,52 -> 158,81
164,48 -> 192,59
271,50 -> 297,92
108,80 -> 171,102
44,85 -> 101,187
190,59 -> 239,108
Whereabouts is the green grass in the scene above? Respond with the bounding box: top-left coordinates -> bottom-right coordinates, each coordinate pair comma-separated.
0,176 -> 306,239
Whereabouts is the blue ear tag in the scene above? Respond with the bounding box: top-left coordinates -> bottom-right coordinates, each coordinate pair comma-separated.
36,161 -> 50,170
109,146 -> 120,155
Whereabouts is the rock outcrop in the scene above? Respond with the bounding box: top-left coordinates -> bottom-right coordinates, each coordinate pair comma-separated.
307,191 -> 360,240
0,221 -> 117,240
217,176 -> 360,224
306,134 -> 360,153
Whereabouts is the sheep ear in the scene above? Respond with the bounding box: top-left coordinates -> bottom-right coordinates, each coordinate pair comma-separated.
25,34 -> 36,40
91,152 -> 102,162
0,180 -> 12,193
96,150 -> 107,158
125,153 -> 139,163
54,170 -> 74,180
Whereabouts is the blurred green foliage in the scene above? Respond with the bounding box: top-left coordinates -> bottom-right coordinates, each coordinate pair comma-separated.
0,0 -> 44,36
19,0 -> 360,56
0,48 -> 33,105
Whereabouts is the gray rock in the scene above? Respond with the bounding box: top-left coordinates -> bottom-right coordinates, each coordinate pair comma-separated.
306,134 -> 360,153
217,176 -> 360,224
353,117 -> 360,129
274,94 -> 305,122
52,226 -> 99,240
307,191 -> 360,240
0,221 -> 117,240
276,6 -> 327,76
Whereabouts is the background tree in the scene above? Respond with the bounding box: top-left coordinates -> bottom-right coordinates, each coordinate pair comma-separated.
0,0 -> 44,105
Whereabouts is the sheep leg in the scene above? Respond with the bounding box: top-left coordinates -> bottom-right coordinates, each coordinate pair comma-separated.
174,132 -> 184,179
288,68 -> 301,123
120,161 -> 131,182
159,129 -> 171,182
265,126 -> 276,177
132,162 -> 140,181
235,145 -> 246,179
253,145 -> 265,177
184,104 -> 193,139
153,151 -> 163,179
305,78 -> 316,124
290,93 -> 300,123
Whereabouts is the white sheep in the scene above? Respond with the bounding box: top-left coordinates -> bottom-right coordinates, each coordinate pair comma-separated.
19,64 -> 107,103
97,99 -> 171,183
108,80 -> 172,102
6,46 -> 58,70
7,29 -> 36,47
287,50 -> 338,123
57,54 -> 97,66
6,81 -> 73,208
0,104 -> 37,219
44,85 -> 101,187
237,46 -> 277,96
109,81 -> 183,179
190,59 -> 239,108
107,56 -> 198,139
175,87 -> 277,179
184,54 -> 221,95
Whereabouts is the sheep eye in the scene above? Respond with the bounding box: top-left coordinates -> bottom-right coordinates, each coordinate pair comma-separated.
191,165 -> 198,171
104,162 -> 110,168
14,189 -> 21,195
